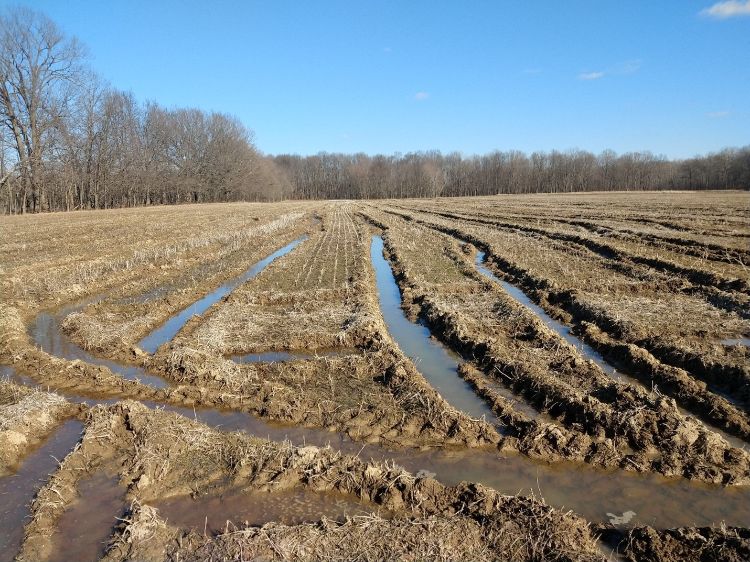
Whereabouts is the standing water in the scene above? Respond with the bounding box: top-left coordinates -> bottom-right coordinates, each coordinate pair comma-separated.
474,251 -> 749,451
138,236 -> 308,354
5,237 -> 750,538
33,311 -> 169,389
155,487 -> 389,533
364,236 -> 750,528
47,472 -> 126,562
370,236 -> 496,422
30,236 -> 309,390
0,420 -> 84,562
722,338 -> 750,347
475,251 -> 630,383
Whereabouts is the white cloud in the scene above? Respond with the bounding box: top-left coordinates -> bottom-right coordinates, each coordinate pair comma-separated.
414,92 -> 430,101
701,0 -> 750,18
578,71 -> 604,80
383,47 -> 392,53
707,110 -> 730,118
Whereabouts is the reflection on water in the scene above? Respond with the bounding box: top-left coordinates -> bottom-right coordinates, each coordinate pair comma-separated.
481,376 -> 552,422
366,236 -> 750,527
155,487 -> 386,533
475,251 -> 749,451
0,420 -> 84,562
48,472 -> 125,562
381,446 -> 750,528
3,236 -> 750,539
370,236 -> 497,422
475,251 -> 632,384
32,312 -> 169,389
722,338 -> 750,347
4,364 -> 750,528
138,236 -> 308,354
149,408 -> 750,527
28,237 -> 310,390
154,402 -> 370,456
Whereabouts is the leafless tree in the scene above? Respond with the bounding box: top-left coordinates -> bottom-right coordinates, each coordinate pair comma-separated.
0,7 -> 83,212
273,148 -> 750,200
0,6 -> 747,214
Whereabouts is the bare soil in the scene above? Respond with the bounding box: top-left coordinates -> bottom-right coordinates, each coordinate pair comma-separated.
2,194 -> 749,561
18,401 -> 606,562
361,206 -> 750,484
0,380 -> 78,475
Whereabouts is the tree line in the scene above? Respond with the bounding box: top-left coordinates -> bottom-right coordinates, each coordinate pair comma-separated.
272,147 -> 750,200
2,7 -> 747,214
0,7 -> 289,214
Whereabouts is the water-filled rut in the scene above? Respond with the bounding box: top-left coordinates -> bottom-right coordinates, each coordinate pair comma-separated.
138,236 -> 308,354
154,487 -> 389,533
31,236 -> 309,390
0,420 -> 84,562
475,250 -> 749,451
475,251 -> 630,384
2,234 -> 749,549
367,236 -> 750,527
370,235 -> 497,423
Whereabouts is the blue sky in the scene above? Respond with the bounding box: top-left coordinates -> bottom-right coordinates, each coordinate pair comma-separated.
8,0 -> 750,158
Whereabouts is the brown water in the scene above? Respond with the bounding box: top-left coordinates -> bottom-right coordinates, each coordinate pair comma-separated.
155,487 -> 388,534
12,341 -> 750,530
32,310 -> 170,389
137,400 -> 750,528
367,236 -> 750,528
48,472 -> 126,562
0,420 -> 84,562
4,236 -> 750,549
381,447 -> 750,528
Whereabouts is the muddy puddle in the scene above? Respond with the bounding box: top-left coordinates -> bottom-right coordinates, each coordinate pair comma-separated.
111,405 -> 750,527
371,236 -> 498,423
138,236 -> 308,354
32,311 -> 170,389
155,487 -> 388,534
231,348 -> 359,364
0,420 -> 84,562
5,363 -> 750,528
5,236 -> 750,543
48,471 -> 126,562
155,403 -> 373,457
13,362 -> 744,531
366,237 -> 750,527
387,447 -> 750,528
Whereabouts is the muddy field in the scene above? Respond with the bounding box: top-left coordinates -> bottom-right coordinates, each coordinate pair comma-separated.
0,193 -> 748,561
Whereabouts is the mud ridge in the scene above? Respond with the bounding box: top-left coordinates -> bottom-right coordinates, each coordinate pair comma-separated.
18,402 -> 607,562
386,210 -> 750,444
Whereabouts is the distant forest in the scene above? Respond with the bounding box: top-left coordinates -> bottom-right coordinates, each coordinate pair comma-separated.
2,8 -> 749,214
272,148 -> 750,200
